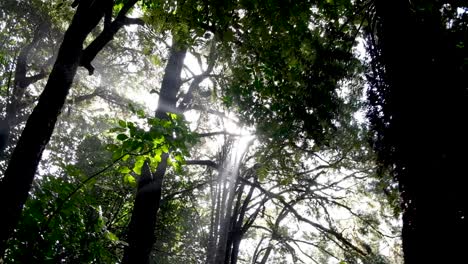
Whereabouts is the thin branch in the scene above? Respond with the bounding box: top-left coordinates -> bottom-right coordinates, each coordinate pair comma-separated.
178,42 -> 217,112
80,0 -> 140,75
42,153 -> 128,230
190,104 -> 241,126
122,17 -> 144,26
195,131 -> 242,138
162,180 -> 212,202
185,159 -> 218,169
238,176 -> 368,257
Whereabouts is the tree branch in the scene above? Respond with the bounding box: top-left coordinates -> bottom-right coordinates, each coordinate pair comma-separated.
185,159 -> 218,169
178,42 -> 217,112
190,104 -> 241,126
123,17 -> 145,26
195,131 -> 242,138
238,176 -> 368,257
23,70 -> 48,87
162,180 -> 212,202
80,0 -> 140,75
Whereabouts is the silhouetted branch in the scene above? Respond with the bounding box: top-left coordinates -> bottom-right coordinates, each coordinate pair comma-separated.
185,159 -> 218,169
195,131 -> 242,138
178,42 -> 217,112
238,176 -> 368,257
80,0 -> 140,75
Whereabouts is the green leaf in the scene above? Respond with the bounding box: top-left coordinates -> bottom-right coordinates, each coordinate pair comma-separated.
161,120 -> 171,128
174,153 -> 183,162
154,136 -> 165,145
118,166 -> 131,174
108,127 -> 126,133
153,149 -> 163,163
222,96 -> 233,107
161,144 -> 169,153
137,109 -> 146,118
117,134 -> 128,141
168,113 -> 178,120
133,157 -> 145,175
128,103 -> 136,114
166,157 -> 173,166
122,154 -> 130,161
112,150 -> 123,161
118,120 -> 126,128
123,174 -> 137,187
149,55 -> 161,66
106,231 -> 119,241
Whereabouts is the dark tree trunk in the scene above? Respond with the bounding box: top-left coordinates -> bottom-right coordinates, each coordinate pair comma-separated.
230,183 -> 255,264
0,22 -> 50,157
0,1 -> 108,254
206,175 -> 219,264
122,43 -> 187,264
0,0 -> 137,255
214,177 -> 236,264
369,1 -> 468,263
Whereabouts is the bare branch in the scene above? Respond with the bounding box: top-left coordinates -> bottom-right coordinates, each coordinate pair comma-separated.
195,131 -> 242,138
122,17 -> 144,26
190,104 -> 241,126
178,42 -> 217,112
185,159 -> 218,169
238,176 -> 368,257
163,180 -> 212,202
80,0 -> 140,75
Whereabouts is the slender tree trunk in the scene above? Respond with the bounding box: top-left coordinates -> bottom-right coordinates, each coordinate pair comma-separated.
0,22 -> 50,157
230,183 -> 255,264
122,43 -> 187,264
259,242 -> 273,264
226,184 -> 245,264
215,177 -> 237,264
0,0 -> 110,255
206,174 -> 219,264
251,236 -> 265,264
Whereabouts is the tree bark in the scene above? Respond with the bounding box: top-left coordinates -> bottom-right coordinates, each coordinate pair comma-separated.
0,22 -> 50,157
122,42 -> 187,264
0,0 -> 137,255
370,1 -> 468,263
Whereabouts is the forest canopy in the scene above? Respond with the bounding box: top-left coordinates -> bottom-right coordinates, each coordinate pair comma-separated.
0,0 -> 466,263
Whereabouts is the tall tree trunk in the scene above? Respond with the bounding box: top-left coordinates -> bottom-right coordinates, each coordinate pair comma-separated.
370,1 -> 468,263
206,174 -> 219,264
0,22 -> 50,157
258,242 -> 273,264
122,42 -> 187,264
214,176 -> 237,263
0,0 -> 110,255
0,0 -> 138,255
226,183 -> 245,264
230,183 -> 255,264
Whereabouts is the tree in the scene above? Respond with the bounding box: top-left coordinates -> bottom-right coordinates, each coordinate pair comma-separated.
0,1 -> 405,262
0,0 -> 64,159
4,136 -> 132,263
365,1 -> 468,262
0,0 -> 139,254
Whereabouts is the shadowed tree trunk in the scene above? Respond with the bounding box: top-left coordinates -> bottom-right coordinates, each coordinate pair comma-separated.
122,42 -> 187,264
0,0 -> 139,255
367,1 -> 468,263
0,22 -> 50,157
205,159 -> 262,264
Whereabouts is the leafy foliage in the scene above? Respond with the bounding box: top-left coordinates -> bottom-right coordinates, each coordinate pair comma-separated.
0,0 -> 405,263
108,107 -> 198,177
